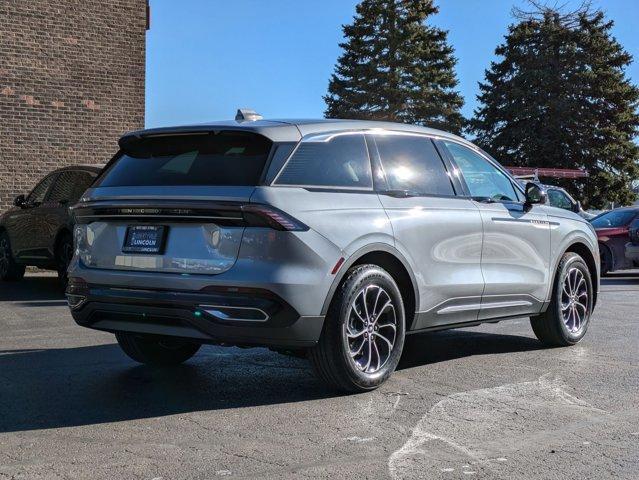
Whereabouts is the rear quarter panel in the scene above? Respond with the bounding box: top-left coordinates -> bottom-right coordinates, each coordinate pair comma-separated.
250,186 -> 396,314
251,186 -> 394,257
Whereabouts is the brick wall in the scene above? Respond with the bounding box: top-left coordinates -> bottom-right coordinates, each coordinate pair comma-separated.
0,0 -> 146,211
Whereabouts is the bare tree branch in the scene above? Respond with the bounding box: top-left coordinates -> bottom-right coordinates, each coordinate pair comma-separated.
512,0 -> 597,26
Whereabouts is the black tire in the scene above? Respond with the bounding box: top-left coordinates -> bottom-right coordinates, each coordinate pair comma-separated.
55,232 -> 74,290
530,252 -> 593,347
309,264 -> 406,393
115,332 -> 201,366
599,244 -> 612,276
0,231 -> 25,282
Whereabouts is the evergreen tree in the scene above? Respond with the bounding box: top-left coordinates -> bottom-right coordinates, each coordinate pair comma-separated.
324,0 -> 464,134
469,3 -> 639,208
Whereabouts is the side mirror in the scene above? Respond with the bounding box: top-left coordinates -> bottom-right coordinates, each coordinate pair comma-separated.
525,182 -> 547,209
573,200 -> 582,214
13,194 -> 26,208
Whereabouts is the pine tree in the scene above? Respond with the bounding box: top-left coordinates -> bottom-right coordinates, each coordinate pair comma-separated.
469,3 -> 639,208
324,0 -> 464,134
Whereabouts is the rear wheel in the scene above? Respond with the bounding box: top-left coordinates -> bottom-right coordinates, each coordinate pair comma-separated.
0,231 -> 25,282
531,252 -> 593,347
55,232 -> 74,289
309,264 -> 406,393
115,332 -> 201,366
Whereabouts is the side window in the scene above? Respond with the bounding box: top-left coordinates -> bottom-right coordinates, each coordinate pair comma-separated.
274,134 -> 372,188
26,174 -> 56,205
374,134 -> 455,196
71,171 -> 96,203
443,141 -> 519,202
547,189 -> 573,210
48,171 -> 77,203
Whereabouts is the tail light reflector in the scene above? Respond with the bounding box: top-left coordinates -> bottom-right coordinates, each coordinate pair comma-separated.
241,204 -> 308,231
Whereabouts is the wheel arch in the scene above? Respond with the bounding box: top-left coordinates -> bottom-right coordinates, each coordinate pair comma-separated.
564,241 -> 599,308
320,244 -> 419,330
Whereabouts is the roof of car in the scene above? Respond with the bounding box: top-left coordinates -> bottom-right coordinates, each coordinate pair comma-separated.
54,164 -> 105,174
603,206 -> 639,213
119,118 -> 472,149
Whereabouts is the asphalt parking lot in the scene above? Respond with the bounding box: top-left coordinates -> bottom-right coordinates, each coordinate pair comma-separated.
0,272 -> 637,479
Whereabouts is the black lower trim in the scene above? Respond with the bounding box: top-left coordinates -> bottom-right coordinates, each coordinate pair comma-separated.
69,284 -> 324,348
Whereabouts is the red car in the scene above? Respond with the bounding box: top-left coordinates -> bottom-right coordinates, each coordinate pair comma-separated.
591,207 -> 639,274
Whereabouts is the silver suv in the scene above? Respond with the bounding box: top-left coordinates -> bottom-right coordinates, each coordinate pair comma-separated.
67,116 -> 599,392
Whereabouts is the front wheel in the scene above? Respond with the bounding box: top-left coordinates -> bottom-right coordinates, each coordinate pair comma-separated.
530,252 -> 593,347
116,332 -> 201,366
309,264 -> 406,393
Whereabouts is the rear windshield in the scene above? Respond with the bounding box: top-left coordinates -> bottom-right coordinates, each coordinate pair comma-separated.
591,210 -> 636,228
96,132 -> 272,187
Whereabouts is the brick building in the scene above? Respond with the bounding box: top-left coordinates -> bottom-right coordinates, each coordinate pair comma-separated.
0,0 -> 147,211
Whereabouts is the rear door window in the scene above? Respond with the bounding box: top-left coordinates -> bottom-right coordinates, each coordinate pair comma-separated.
71,171 -> 96,202
274,133 -> 372,189
373,134 -> 454,196
48,171 -> 76,203
97,132 -> 272,187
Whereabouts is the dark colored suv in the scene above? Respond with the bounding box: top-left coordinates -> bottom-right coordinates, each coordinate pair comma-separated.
0,165 -> 102,286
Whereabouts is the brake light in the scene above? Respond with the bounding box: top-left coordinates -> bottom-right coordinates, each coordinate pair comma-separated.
241,204 -> 308,231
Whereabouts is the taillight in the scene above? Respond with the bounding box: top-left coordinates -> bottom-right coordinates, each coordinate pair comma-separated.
241,204 -> 308,231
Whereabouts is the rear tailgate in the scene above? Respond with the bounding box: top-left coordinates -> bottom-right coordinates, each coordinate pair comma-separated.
74,190 -> 254,275
73,131 -> 272,275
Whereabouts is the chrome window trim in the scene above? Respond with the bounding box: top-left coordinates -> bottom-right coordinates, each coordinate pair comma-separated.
271,185 -> 375,192
270,127 -> 519,195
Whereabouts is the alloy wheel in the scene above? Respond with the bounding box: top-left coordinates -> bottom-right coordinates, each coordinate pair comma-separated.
346,285 -> 397,374
561,267 -> 589,334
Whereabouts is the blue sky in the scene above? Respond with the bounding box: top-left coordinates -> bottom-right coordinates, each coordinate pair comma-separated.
146,0 -> 639,128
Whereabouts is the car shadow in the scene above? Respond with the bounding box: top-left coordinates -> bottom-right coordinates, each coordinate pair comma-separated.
398,329 -> 543,370
0,329 -> 542,433
0,273 -> 63,302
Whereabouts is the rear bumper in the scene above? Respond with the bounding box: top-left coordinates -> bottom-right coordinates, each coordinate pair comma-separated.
67,281 -> 324,348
